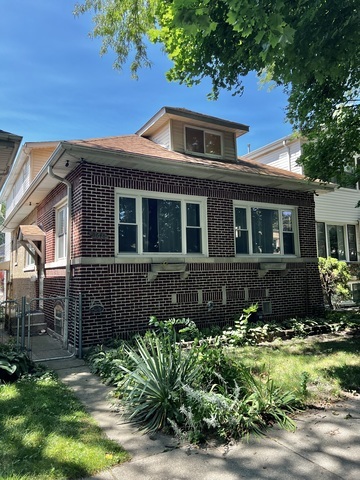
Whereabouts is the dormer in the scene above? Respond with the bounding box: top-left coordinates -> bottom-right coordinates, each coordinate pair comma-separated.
136,107 -> 249,163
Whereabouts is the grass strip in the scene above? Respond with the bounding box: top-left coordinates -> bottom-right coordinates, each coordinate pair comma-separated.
0,373 -> 130,480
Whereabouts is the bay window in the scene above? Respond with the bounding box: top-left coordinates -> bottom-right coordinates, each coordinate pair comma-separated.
116,190 -> 206,255
234,203 -> 297,255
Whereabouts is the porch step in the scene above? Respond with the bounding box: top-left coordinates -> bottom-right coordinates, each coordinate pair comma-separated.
9,312 -> 47,336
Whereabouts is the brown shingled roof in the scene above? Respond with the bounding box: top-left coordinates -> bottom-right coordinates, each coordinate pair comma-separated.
66,134 -> 306,182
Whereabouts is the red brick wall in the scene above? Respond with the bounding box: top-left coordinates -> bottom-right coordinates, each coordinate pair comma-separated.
37,162 -> 323,347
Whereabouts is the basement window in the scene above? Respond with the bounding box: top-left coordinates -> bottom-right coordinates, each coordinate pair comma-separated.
54,305 -> 64,336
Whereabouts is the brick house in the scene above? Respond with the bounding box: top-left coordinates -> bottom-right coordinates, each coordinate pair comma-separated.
0,108 -> 332,350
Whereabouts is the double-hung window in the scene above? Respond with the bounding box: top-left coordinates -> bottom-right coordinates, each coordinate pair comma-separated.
116,190 -> 207,255
56,203 -> 67,260
316,222 -> 358,261
185,126 -> 222,157
234,203 -> 298,255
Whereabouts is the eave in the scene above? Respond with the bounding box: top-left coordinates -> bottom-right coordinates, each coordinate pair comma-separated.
1,141 -> 333,232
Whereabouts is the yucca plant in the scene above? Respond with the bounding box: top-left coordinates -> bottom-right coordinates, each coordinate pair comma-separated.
118,333 -> 200,433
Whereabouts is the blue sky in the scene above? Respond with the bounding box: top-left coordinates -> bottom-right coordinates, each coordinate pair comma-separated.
0,0 -> 292,155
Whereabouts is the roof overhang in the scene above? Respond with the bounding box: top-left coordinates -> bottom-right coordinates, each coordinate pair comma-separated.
18,224 -> 46,260
1,141 -> 333,232
136,106 -> 249,138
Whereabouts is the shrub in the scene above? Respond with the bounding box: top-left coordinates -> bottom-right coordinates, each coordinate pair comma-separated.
86,342 -> 134,386
319,257 -> 351,309
118,333 -> 201,433
149,316 -> 200,341
171,364 -> 299,442
0,345 -> 36,383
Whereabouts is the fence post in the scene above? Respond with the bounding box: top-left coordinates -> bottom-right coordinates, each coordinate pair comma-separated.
21,296 -> 26,351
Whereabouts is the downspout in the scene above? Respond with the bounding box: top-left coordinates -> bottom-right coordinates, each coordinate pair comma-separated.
47,166 -> 72,349
283,139 -> 292,172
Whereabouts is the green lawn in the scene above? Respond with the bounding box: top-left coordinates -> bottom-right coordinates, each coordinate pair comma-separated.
232,333 -> 360,405
0,373 -> 130,480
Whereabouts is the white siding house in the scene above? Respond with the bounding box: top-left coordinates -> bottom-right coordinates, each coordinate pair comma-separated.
244,136 -> 360,302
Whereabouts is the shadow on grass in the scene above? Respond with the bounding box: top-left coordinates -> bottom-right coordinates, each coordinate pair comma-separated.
273,335 -> 359,356
0,376 -> 129,479
325,364 -> 360,393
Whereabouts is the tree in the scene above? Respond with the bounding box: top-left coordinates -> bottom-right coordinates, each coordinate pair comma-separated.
74,1 -> 360,185
318,257 -> 351,310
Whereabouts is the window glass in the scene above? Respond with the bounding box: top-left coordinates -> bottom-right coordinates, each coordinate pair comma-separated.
186,127 -> 204,153
205,132 -> 221,156
119,197 -> 137,252
54,305 -> 64,336
282,210 -> 295,254
327,225 -> 346,260
251,208 -> 280,254
25,245 -> 35,267
316,222 -> 327,257
186,203 -> 201,253
347,225 -> 358,261
56,205 -> 67,259
142,198 -> 182,253
235,207 -> 249,254
119,197 -> 136,223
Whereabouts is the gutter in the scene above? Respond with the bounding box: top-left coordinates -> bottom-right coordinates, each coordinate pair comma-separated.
47,165 -> 72,349
61,142 -> 333,194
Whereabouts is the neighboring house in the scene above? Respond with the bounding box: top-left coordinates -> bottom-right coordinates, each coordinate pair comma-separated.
0,130 -> 22,296
0,108 -> 333,350
244,135 -> 360,303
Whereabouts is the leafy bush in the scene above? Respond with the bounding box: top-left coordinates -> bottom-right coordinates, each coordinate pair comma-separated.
0,345 -> 36,383
171,364 -> 298,442
149,316 -> 200,341
319,257 -> 351,309
86,342 -> 135,386
221,304 -> 281,345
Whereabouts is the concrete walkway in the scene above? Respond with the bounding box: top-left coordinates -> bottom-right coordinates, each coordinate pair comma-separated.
31,335 -> 360,480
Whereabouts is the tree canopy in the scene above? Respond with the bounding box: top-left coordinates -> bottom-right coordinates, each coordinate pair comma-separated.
74,0 -> 360,186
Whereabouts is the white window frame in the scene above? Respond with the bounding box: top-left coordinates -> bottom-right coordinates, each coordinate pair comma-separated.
55,201 -> 67,261
233,201 -> 300,256
184,125 -> 223,158
24,245 -> 35,270
115,189 -> 208,256
316,221 -> 358,262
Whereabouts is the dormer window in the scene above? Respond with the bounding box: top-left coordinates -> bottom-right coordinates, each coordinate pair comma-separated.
185,126 -> 222,157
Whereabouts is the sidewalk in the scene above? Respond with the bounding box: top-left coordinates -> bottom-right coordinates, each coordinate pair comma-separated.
32,335 -> 360,480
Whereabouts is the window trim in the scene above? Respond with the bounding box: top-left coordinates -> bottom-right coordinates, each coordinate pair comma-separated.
184,125 -> 223,158
233,201 -> 299,257
115,189 -> 208,256
55,200 -> 67,261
